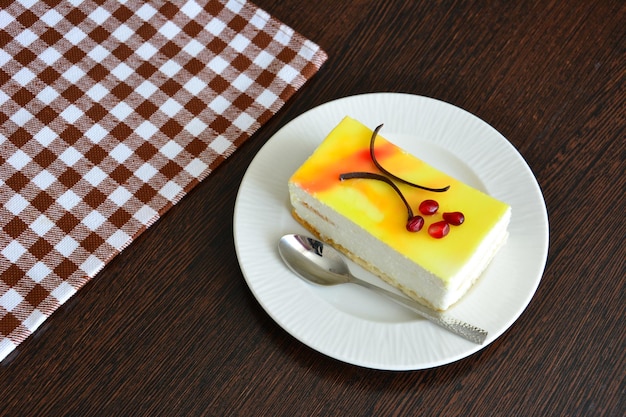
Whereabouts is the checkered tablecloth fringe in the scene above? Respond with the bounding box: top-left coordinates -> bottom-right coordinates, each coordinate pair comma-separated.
0,0 -> 327,361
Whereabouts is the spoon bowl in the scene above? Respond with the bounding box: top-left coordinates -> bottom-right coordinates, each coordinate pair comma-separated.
278,234 -> 351,286
278,234 -> 488,344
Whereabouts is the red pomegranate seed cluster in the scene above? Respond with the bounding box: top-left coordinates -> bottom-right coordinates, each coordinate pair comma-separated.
412,199 -> 465,238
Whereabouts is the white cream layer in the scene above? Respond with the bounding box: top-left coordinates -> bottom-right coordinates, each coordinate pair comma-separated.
290,182 -> 511,310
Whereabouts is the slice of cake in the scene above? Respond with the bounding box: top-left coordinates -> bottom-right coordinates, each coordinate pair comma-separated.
288,116 -> 511,311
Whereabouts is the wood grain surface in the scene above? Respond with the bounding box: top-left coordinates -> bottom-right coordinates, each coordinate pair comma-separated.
1,1 -> 624,416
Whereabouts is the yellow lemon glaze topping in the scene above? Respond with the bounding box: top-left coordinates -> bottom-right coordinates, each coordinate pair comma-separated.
289,117 -> 510,280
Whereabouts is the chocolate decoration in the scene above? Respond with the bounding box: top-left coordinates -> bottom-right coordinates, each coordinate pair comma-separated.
369,124 -> 450,192
339,171 -> 415,220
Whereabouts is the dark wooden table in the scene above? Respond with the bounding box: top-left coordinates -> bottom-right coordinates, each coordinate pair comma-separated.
2,1 -> 624,415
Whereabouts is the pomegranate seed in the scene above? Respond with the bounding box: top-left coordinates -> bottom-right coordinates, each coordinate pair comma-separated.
443,211 -> 465,226
406,215 -> 425,232
428,221 -> 450,238
419,199 -> 439,215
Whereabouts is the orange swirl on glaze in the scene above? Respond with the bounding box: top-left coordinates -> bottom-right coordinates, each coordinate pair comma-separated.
293,137 -> 408,193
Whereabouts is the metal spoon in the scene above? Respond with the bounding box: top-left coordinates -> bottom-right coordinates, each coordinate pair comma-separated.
278,234 -> 488,344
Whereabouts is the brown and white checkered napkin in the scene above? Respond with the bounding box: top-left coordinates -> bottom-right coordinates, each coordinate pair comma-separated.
0,0 -> 327,361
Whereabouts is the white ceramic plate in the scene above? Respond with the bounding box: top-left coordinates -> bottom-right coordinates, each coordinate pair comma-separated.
233,93 -> 549,370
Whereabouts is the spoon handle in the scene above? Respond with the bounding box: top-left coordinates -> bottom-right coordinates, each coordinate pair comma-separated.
353,279 -> 488,344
